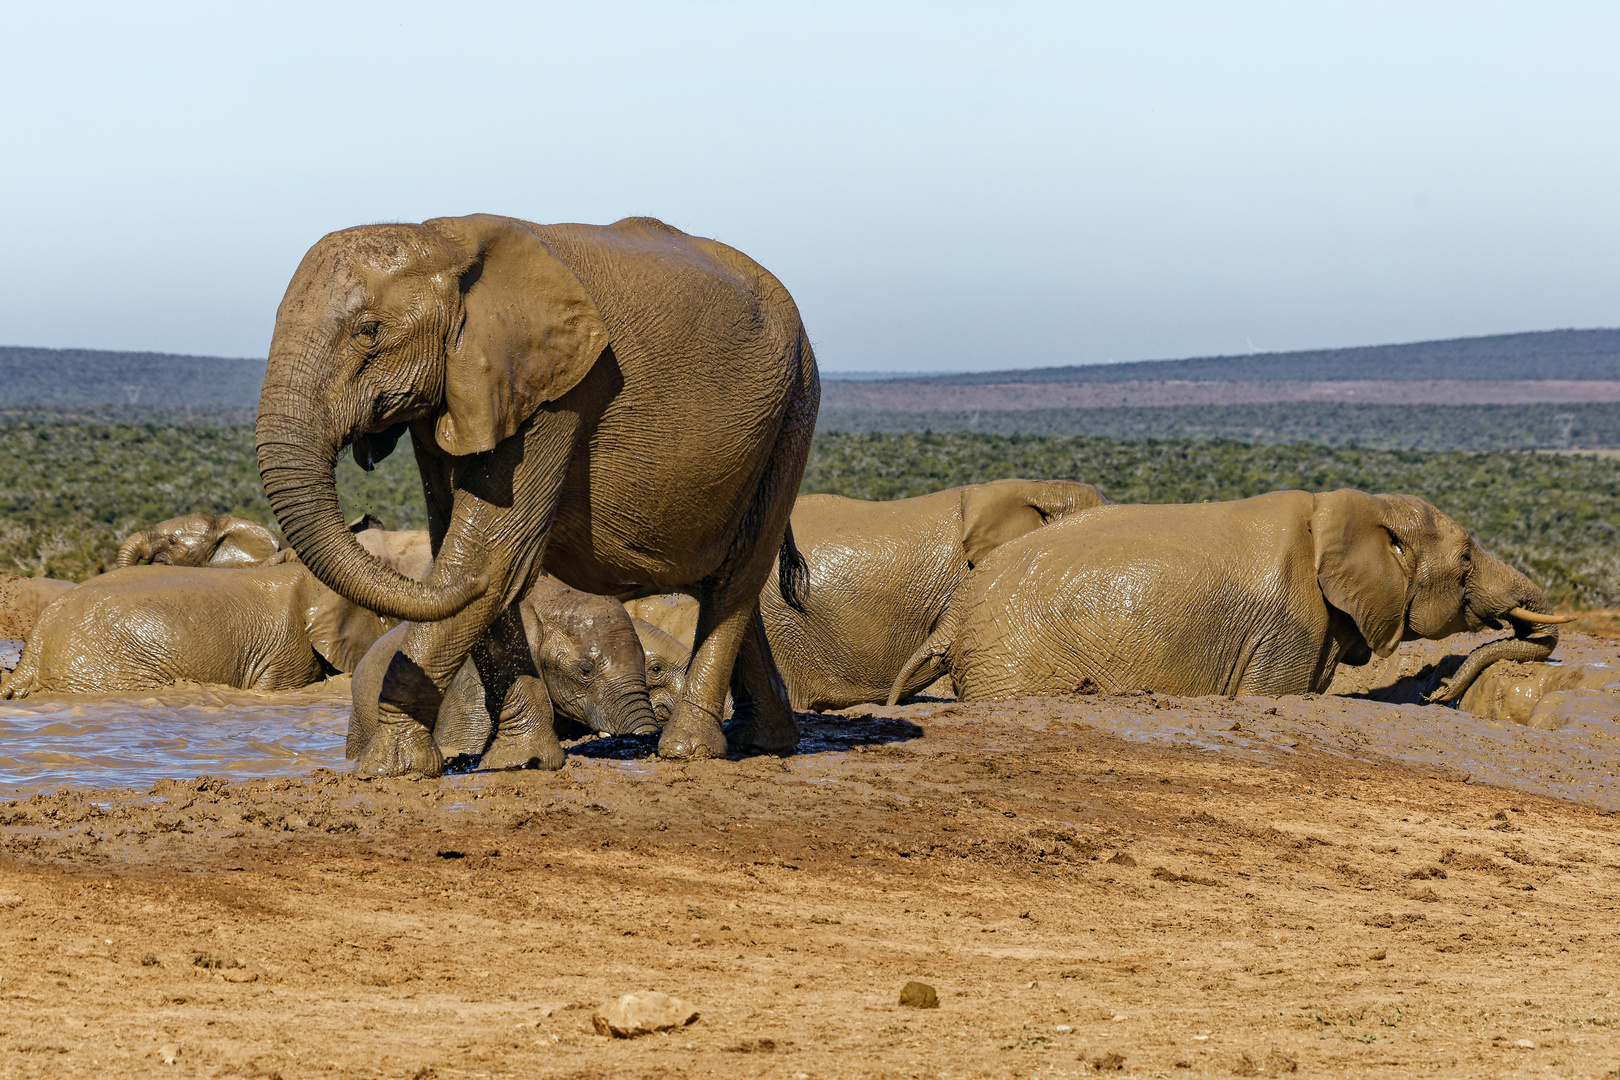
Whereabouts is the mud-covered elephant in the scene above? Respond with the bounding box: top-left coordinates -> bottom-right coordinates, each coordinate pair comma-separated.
760,479 -> 1107,709
256,214 -> 818,776
627,479 -> 1107,710
891,489 -> 1569,704
117,513 -> 281,568
1,562 -> 396,696
354,580 -> 692,770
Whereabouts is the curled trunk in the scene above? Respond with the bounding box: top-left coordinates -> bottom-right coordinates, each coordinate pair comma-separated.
1428,629 -> 1559,703
256,400 -> 483,623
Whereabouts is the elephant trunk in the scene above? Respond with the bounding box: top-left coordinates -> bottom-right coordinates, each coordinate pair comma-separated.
115,536 -> 150,568
256,380 -> 484,623
587,676 -> 658,737
1428,630 -> 1558,703
1429,554 -> 1563,703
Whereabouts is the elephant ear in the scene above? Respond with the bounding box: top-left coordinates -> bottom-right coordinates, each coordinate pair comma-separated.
959,479 -> 1108,566
302,573 -> 397,673
426,214 -> 609,456
208,520 -> 281,567
1311,489 -> 1410,659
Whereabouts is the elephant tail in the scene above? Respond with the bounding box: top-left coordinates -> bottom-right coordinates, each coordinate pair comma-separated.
778,523 -> 809,614
887,630 -> 950,707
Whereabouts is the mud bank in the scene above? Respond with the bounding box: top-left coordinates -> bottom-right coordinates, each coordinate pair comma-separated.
4,670 -> 1620,1076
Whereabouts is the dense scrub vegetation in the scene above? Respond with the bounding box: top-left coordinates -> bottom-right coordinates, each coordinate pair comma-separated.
4,423 -> 1619,607
0,422 -> 423,580
820,402 -> 1620,450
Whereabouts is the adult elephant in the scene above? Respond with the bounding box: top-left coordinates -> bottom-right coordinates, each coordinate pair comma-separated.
627,479 -> 1106,710
890,490 -> 1571,704
256,214 -> 818,776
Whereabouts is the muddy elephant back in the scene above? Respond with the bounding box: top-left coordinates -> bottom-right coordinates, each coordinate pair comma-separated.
623,593 -> 700,650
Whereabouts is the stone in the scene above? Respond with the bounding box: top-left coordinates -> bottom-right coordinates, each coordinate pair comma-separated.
898,981 -> 939,1008
592,991 -> 699,1037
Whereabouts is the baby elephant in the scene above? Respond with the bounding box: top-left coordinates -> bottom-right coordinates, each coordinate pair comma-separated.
349,579 -> 676,771
891,489 -> 1569,704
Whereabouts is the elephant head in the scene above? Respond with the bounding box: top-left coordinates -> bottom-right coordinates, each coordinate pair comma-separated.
1310,490 -> 1571,702
519,579 -> 658,737
631,616 -> 691,727
256,214 -> 608,622
117,514 -> 281,569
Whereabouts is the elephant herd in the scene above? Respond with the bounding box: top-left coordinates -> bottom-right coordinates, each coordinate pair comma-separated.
0,476 -> 1568,776
0,214 -> 1574,781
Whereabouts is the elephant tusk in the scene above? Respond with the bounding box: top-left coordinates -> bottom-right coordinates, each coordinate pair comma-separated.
1503,607 -> 1578,625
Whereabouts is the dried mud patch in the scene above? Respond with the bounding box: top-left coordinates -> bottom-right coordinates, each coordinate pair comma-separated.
2,701 -> 1619,1077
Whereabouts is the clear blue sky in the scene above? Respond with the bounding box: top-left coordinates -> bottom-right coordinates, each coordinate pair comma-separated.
3,1 -> 1617,373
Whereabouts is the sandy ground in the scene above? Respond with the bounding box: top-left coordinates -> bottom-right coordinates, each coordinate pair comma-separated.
5,669 -> 1620,1077
820,379 -> 1620,412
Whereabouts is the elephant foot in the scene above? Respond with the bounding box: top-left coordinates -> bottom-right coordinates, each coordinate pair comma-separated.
354,705 -> 444,779
657,701 -> 728,760
479,675 -> 564,771
726,700 -> 800,756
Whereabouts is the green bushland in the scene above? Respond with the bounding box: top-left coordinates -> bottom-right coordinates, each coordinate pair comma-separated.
3,422 -> 1619,608
820,402 -> 1620,451
0,422 -> 424,580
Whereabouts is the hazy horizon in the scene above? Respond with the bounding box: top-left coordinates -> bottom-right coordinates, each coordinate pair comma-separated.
3,2 -> 1618,373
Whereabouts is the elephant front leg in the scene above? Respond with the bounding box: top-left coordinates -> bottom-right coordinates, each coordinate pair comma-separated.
354,415 -> 575,778
481,674 -> 564,771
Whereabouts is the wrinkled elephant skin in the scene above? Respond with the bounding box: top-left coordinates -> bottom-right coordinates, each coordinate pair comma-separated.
256,214 -> 817,776
893,489 -> 1559,705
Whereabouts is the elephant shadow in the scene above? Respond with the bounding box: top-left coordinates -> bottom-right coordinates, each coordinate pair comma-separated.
561,711 -> 925,761
1338,654 -> 1469,707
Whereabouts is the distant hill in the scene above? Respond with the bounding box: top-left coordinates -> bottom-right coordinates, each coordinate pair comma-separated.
830,328 -> 1620,385
0,346 -> 264,406
5,328 -> 1619,410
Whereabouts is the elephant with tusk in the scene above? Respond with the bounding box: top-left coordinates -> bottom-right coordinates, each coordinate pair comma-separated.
255,214 -> 818,776
889,489 -> 1563,705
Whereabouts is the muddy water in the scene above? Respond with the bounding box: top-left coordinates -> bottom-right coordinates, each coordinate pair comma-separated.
0,679 -> 351,798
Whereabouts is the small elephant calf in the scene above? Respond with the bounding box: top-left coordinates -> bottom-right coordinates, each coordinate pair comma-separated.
349,578 -> 679,771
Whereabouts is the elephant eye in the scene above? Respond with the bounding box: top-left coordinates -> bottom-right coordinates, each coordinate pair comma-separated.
575,659 -> 595,679
354,319 -> 382,345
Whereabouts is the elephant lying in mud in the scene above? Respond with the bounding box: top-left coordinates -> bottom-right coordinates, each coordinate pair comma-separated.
2,530 -> 432,697
256,214 -> 818,775
890,489 -> 1570,704
2,564 -> 389,696
627,479 -> 1108,710
349,579 -> 690,770
117,513 -> 282,568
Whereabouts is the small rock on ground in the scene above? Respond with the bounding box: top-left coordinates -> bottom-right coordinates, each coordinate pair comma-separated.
899,981 -> 939,1008
592,991 -> 699,1038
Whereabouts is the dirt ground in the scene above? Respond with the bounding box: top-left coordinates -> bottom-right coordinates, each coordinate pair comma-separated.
4,678 -> 1620,1078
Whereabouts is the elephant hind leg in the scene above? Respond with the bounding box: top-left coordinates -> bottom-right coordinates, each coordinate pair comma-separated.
726,604 -> 799,754
658,417 -> 810,759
